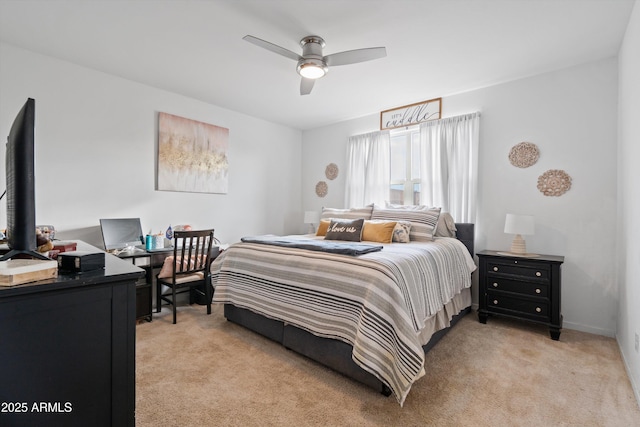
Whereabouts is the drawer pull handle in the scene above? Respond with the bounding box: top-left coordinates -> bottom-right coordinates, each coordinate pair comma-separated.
493,300 -> 498,305
535,288 -> 541,294
493,282 -> 499,288
493,267 -> 499,272
536,272 -> 541,277
535,307 -> 542,313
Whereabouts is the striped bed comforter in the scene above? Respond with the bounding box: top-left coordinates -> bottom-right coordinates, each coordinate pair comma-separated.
210,235 -> 476,405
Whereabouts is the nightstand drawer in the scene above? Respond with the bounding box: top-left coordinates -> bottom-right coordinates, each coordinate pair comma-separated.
486,293 -> 549,319
486,260 -> 549,281
485,277 -> 549,297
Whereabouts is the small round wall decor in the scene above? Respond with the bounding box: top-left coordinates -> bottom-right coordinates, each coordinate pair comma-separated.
509,142 -> 539,168
315,181 -> 328,198
325,163 -> 339,180
537,169 -> 572,196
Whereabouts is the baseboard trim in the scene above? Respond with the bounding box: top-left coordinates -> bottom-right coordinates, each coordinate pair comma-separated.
562,320 -> 615,338
616,335 -> 640,410
469,306 -> 616,338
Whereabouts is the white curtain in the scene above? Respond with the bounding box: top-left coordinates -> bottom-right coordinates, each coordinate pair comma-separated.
344,130 -> 390,207
419,112 -> 480,223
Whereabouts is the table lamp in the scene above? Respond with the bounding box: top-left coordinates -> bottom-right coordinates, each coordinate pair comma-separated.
499,213 -> 538,257
304,211 -> 320,233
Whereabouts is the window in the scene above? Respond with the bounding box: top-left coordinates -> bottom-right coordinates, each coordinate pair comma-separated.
345,112 -> 478,222
389,126 -> 420,205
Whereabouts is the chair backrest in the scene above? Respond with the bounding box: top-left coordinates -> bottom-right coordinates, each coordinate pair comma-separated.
171,229 -> 215,278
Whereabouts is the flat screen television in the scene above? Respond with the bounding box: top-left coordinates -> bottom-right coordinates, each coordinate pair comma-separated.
1,98 -> 48,261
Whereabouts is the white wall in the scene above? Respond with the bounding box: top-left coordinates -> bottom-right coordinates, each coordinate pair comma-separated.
302,58 -> 620,337
0,43 -> 303,247
302,115 -> 378,213
617,0 -> 640,406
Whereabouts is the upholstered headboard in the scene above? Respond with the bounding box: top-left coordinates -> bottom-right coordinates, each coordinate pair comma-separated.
454,223 -> 475,257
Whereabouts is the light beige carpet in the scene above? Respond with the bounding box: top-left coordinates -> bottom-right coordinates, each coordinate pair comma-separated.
136,304 -> 639,426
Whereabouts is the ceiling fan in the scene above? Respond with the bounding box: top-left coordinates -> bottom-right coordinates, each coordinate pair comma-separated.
243,34 -> 387,95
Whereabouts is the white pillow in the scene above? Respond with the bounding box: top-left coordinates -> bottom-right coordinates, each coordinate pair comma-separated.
434,212 -> 457,238
321,204 -> 373,221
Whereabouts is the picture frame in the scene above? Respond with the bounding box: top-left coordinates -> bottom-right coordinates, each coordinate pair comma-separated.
157,112 -> 229,194
380,97 -> 442,130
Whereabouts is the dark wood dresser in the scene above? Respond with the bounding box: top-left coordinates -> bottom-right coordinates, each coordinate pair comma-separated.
0,242 -> 144,427
477,250 -> 564,340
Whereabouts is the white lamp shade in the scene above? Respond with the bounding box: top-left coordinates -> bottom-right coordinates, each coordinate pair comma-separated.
504,214 -> 535,235
304,211 -> 320,224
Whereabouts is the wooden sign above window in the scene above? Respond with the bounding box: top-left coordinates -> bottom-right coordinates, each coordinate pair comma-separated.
380,97 -> 442,130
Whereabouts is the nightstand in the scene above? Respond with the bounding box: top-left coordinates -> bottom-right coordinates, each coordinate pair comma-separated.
477,250 -> 564,340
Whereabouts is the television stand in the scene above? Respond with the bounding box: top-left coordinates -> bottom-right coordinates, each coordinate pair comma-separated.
0,248 -> 50,261
0,241 -> 143,426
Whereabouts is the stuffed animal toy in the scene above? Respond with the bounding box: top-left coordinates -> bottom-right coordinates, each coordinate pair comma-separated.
36,228 -> 54,253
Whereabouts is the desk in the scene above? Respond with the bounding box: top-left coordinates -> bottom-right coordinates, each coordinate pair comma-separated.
116,248 -> 173,322
0,241 -> 143,427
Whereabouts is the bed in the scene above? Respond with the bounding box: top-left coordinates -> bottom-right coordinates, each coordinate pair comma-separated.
210,208 -> 475,406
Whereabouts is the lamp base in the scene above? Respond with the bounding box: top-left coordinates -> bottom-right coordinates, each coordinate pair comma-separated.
509,234 -> 527,254
498,234 -> 539,257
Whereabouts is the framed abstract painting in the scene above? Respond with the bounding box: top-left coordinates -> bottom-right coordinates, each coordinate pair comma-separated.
157,112 -> 229,194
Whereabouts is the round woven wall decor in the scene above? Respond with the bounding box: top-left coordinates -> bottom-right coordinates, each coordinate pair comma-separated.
509,142 -> 539,168
315,181 -> 328,198
325,163 -> 339,180
537,169 -> 572,196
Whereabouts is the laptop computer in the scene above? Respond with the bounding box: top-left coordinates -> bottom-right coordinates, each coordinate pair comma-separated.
99,218 -> 145,252
100,218 -> 174,254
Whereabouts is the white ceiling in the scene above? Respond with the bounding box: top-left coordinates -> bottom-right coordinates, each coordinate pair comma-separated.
0,0 -> 635,130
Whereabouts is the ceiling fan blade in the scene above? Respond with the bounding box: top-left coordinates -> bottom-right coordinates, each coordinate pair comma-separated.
324,47 -> 387,66
243,35 -> 301,61
300,77 -> 315,95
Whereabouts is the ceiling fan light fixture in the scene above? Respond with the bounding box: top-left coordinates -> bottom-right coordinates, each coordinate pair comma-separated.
297,59 -> 328,79
243,34 -> 386,94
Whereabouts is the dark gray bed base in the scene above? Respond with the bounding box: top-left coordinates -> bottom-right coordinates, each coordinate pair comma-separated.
223,223 -> 475,396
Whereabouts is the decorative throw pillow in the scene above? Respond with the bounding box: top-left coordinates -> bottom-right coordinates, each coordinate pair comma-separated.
324,218 -> 364,242
392,221 -> 412,243
434,212 -> 457,238
361,220 -> 397,243
321,205 -> 373,221
316,219 -> 331,237
371,204 -> 441,242
157,255 -> 206,279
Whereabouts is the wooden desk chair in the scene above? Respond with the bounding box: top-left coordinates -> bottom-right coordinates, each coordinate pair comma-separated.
156,229 -> 215,324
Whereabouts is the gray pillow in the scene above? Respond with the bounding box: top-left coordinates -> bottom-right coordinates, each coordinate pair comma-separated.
324,218 -> 364,242
372,205 -> 441,242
